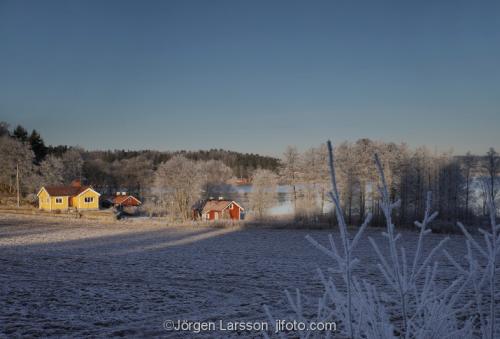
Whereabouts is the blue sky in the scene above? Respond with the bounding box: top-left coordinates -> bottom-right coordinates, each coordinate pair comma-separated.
1,0 -> 499,156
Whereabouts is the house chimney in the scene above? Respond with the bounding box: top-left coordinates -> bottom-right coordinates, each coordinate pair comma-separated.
218,196 -> 224,200
122,192 -> 126,196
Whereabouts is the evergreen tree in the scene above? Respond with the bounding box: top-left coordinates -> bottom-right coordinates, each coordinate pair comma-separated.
29,129 -> 47,163
13,125 -> 28,142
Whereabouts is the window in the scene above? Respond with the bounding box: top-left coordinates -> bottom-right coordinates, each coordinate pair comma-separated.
229,203 -> 234,210
84,197 -> 94,203
55,197 -> 63,204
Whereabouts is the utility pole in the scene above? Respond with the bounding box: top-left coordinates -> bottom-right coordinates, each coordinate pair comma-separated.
16,162 -> 20,208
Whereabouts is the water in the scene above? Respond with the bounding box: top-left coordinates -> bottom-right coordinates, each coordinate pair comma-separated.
230,185 -> 333,216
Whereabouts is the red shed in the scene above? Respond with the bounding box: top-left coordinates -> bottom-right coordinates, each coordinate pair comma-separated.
113,194 -> 142,207
202,199 -> 244,221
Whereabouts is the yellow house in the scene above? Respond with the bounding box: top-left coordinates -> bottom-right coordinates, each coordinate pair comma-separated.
37,180 -> 100,211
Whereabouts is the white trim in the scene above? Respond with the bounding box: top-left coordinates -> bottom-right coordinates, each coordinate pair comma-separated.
36,187 -> 70,197
224,201 -> 244,211
202,200 -> 244,214
116,196 -> 142,205
36,187 -> 48,197
76,187 -> 101,197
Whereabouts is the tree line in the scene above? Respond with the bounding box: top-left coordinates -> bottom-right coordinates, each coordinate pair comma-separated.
0,121 -> 279,199
1,121 -> 498,226
280,139 -> 499,227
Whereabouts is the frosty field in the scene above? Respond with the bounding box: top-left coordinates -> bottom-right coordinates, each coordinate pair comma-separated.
0,215 -> 476,338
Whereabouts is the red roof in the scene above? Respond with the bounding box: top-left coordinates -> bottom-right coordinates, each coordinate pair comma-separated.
202,200 -> 243,213
42,185 -> 91,197
113,195 -> 142,206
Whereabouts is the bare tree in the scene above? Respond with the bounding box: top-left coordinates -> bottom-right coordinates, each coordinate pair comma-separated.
249,169 -> 278,219
117,155 -> 154,196
482,148 -> 499,202
61,147 -> 84,183
298,146 -> 330,220
40,155 -> 64,186
0,136 -> 37,196
335,142 -> 358,225
280,146 -> 301,212
198,159 -> 233,198
461,152 -> 476,221
153,155 -> 202,221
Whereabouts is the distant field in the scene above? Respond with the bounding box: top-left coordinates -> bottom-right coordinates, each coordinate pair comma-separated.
0,215 -> 473,337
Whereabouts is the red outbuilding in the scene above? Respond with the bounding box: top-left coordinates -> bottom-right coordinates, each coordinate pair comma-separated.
201,199 -> 244,221
112,193 -> 142,208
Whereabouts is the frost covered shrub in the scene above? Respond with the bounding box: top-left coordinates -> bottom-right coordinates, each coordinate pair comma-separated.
445,180 -> 499,339
264,141 -> 498,338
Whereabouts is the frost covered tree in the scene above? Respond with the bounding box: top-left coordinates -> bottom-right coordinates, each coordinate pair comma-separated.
0,136 -> 38,195
482,148 -> 499,201
334,142 -> 358,225
153,155 -> 202,221
280,146 -> 301,212
448,175 -> 499,338
458,147 -> 499,338
314,144 -> 331,215
249,169 -> 278,219
461,152 -> 476,222
117,155 -> 154,195
40,155 -> 64,186
61,147 -> 84,183
296,145 -> 330,220
198,159 -> 233,198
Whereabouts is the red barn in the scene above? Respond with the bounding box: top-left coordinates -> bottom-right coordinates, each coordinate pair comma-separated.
202,199 -> 244,221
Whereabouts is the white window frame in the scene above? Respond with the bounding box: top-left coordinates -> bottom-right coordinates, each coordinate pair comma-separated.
55,197 -> 63,204
84,197 -> 94,203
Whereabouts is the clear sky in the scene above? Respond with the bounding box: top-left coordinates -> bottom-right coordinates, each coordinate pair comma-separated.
1,0 -> 499,156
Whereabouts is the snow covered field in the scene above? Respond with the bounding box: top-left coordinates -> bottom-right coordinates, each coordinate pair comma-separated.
0,215 -> 474,337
